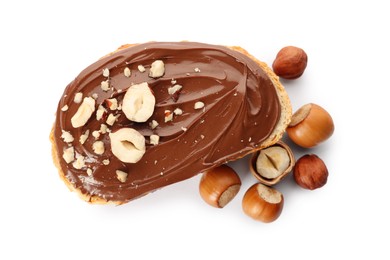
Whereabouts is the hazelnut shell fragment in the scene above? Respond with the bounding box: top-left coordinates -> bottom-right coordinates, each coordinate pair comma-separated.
199,165 -> 241,208
249,141 -> 295,186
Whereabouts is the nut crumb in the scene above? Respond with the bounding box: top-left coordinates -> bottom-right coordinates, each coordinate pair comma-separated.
194,101 -> 205,110
138,65 -> 146,72
92,93 -> 99,99
106,98 -> 118,110
124,67 -> 131,77
62,147 -> 75,164
154,160 -> 158,165
72,154 -> 86,169
74,92 -> 83,103
200,135 -> 205,139
181,127 -> 187,132
61,130 -> 74,143
194,67 -> 201,72
92,141 -> 105,155
86,168 -> 93,176
100,124 -> 108,134
149,60 -> 165,78
233,92 -> 238,96
79,130 -> 90,144
173,108 -> 183,115
103,159 -> 110,165
92,130 -> 100,140
160,172 -> 164,176
150,134 -> 160,145
116,170 -> 128,183
103,68 -> 110,77
101,80 -> 110,92
168,84 -> 182,95
106,113 -> 117,126
186,73 -> 190,76
96,105 -> 107,121
171,79 -> 177,84
61,105 -> 69,111
149,120 -> 159,129
164,110 -> 173,122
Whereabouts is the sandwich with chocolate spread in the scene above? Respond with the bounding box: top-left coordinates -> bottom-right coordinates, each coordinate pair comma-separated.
50,42 -> 292,204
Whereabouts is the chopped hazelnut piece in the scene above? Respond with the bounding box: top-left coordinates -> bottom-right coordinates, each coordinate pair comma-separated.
61,105 -> 69,111
116,170 -> 128,183
124,67 -> 131,77
164,110 -> 173,122
106,98 -> 118,110
106,113 -> 117,126
72,154 -> 86,169
168,84 -> 182,95
62,147 -> 75,163
92,130 -> 100,140
102,159 -> 110,165
79,130 -> 90,144
194,101 -> 205,110
86,168 -> 93,176
61,130 -> 74,143
102,68 -> 110,77
149,60 -> 165,78
171,79 -> 177,84
92,93 -> 99,99
101,80 -> 110,92
92,141 -> 105,155
149,120 -> 159,129
74,92 -> 83,103
150,135 -> 160,145
96,105 -> 107,121
194,67 -> 201,72
181,127 -> 187,132
174,108 -> 183,115
100,124 -> 108,134
138,65 -> 146,72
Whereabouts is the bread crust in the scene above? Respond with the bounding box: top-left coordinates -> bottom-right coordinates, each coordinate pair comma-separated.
50,44 -> 291,205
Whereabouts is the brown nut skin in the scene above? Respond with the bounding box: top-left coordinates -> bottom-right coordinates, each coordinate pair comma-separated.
272,46 -> 308,79
293,154 -> 328,190
287,103 -> 334,148
199,165 -> 241,208
242,183 -> 284,223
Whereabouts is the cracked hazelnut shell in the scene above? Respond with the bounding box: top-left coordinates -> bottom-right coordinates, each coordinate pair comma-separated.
249,141 -> 295,186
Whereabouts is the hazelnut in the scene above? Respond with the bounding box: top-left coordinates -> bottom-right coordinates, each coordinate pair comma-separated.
272,46 -> 308,79
293,154 -> 328,190
249,141 -> 295,186
287,103 -> 334,148
199,165 -> 241,208
242,183 -> 284,223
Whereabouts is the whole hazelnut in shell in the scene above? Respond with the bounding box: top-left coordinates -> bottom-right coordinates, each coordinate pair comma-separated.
287,103 -> 334,148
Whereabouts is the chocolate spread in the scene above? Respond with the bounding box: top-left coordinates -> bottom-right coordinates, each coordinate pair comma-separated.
53,42 -> 281,203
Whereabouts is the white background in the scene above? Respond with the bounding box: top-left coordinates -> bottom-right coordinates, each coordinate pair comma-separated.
1,0 -> 389,259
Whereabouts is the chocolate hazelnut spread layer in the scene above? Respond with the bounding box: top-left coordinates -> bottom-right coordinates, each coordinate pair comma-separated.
53,42 -> 281,203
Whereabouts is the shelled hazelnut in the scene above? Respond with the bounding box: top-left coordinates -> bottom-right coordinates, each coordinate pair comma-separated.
293,154 -> 329,190
272,46 -> 308,79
